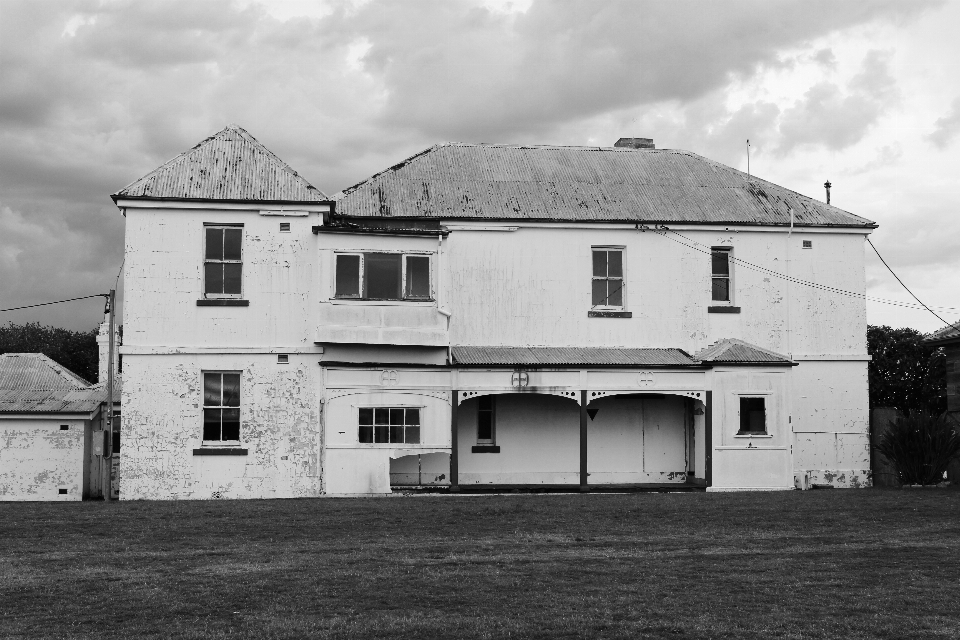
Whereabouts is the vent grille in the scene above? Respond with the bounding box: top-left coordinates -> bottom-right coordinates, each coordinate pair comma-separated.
280,222 -> 291,232
277,354 -> 289,364
802,240 -> 813,249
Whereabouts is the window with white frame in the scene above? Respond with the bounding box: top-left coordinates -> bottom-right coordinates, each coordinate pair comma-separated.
358,407 -> 421,444
711,247 -> 732,303
592,247 -> 624,309
477,396 -> 495,444
738,397 -> 767,435
203,372 -> 241,442
335,253 -> 431,300
204,226 -> 243,297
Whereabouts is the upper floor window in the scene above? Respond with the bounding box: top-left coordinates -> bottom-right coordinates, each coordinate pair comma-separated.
592,247 -> 624,309
711,247 -> 732,303
203,372 -> 241,443
335,252 -> 431,301
204,225 -> 243,297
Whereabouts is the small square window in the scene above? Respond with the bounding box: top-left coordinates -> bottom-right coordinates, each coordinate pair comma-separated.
738,397 -> 767,435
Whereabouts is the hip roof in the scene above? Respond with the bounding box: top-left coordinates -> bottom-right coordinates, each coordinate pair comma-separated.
336,143 -> 875,228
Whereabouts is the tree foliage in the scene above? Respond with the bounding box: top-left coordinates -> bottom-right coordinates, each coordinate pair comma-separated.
0,322 -> 99,383
867,325 -> 946,414
875,412 -> 960,485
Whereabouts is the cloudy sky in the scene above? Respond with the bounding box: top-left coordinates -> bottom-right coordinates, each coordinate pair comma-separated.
1,0 -> 958,334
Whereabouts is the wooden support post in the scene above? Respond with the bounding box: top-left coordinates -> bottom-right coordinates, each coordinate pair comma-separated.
580,389 -> 589,492
450,390 -> 459,493
704,390 -> 713,488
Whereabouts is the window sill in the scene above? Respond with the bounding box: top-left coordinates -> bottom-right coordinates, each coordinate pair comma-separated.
734,433 -> 771,438
197,299 -> 249,307
329,298 -> 435,305
193,447 -> 248,455
588,310 -> 632,318
708,306 -> 740,314
472,445 -> 501,453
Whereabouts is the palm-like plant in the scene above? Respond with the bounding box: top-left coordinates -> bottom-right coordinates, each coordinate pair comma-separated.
875,412 -> 960,486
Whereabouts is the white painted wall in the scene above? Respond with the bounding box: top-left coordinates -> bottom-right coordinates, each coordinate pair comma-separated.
0,418 -> 88,501
120,354 -> 322,500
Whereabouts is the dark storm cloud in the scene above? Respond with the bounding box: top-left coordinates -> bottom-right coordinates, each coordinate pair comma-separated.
926,97 -> 960,149
0,0 -> 940,330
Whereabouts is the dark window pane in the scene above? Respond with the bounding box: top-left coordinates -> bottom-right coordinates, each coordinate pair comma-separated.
359,408 -> 373,426
221,408 -> 240,440
203,408 -> 221,440
607,251 -> 623,277
478,412 -> 493,441
374,408 -> 389,425
389,425 -> 404,442
592,251 -> 606,277
712,277 -> 729,302
204,263 -> 223,295
739,398 -> 766,433
389,408 -> 404,426
203,373 -> 221,407
405,408 -> 420,425
607,280 -> 623,307
364,253 -> 402,299
405,426 -> 420,444
374,426 -> 389,443
221,374 -> 241,406
335,255 -> 361,298
592,279 -> 606,306
205,228 -> 223,260
359,426 -> 373,443
223,263 -> 242,295
712,250 -> 729,276
405,256 -> 430,298
478,396 -> 492,412
223,229 -> 242,261
112,430 -> 120,452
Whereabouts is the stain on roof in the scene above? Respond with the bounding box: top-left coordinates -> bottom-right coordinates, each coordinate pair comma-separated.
925,322 -> 960,345
451,346 -> 700,367
0,353 -> 109,414
335,143 -> 875,228
694,339 -> 794,365
113,124 -> 329,203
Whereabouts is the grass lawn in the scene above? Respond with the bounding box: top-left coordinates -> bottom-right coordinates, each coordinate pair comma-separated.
1,489 -> 959,639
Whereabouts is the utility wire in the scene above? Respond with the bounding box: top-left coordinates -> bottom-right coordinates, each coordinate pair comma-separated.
0,294 -> 107,313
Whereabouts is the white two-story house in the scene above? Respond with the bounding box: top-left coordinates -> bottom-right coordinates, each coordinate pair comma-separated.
115,126 -> 874,498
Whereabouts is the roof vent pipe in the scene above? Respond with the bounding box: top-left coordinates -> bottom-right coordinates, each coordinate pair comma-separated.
824,180 -> 832,205
614,138 -> 655,149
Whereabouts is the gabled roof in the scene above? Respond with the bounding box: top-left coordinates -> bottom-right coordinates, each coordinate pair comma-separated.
925,323 -> 960,345
335,143 -> 876,228
451,346 -> 700,367
694,339 -> 794,365
113,124 -> 329,203
0,354 -> 105,414
0,353 -> 91,390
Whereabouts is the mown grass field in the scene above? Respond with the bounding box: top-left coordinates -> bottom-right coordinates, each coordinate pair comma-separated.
1,488 -> 958,639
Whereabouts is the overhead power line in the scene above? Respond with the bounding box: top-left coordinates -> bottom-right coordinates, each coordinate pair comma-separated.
0,294 -> 107,314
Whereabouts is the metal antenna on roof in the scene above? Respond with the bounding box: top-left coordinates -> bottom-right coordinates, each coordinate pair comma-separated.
746,139 -> 751,180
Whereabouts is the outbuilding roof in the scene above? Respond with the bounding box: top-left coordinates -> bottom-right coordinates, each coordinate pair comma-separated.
0,353 -> 106,414
335,143 -> 875,228
694,339 -> 795,365
925,322 -> 960,345
113,124 -> 329,203
451,346 -> 701,367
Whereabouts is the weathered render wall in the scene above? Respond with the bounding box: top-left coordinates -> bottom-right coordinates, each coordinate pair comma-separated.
443,225 -> 868,358
120,354 -> 322,499
0,418 -> 87,501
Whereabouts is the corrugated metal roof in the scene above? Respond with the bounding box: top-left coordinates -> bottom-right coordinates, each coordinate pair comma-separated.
0,354 -> 90,390
451,346 -> 699,366
694,339 -> 793,364
0,388 -> 104,414
335,143 -> 875,228
925,323 -> 960,345
113,124 -> 329,202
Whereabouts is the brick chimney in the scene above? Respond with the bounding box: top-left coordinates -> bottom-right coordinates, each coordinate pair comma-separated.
614,138 -> 655,149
